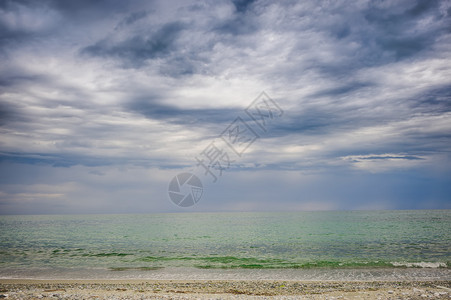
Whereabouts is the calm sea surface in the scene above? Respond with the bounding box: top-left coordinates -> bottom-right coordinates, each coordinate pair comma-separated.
0,210 -> 449,280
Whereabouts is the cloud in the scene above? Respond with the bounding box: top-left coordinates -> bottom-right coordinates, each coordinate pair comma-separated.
125,97 -> 241,126
82,21 -> 186,67
362,1 -> 446,59
213,0 -> 259,35
115,10 -> 149,29
341,153 -> 427,173
0,1 -> 61,50
0,0 -> 450,213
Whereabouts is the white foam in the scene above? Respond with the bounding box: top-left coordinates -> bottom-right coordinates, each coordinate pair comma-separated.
391,262 -> 447,268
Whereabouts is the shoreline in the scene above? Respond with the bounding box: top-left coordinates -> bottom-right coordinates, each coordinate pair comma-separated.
1,266 -> 449,281
1,279 -> 450,299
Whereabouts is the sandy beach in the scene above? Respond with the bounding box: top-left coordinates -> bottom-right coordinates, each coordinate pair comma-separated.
0,279 -> 450,299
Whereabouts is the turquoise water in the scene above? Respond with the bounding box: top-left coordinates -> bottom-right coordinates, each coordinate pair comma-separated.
0,210 -> 450,279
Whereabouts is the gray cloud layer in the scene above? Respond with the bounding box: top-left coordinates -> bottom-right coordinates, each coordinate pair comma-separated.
0,0 -> 450,213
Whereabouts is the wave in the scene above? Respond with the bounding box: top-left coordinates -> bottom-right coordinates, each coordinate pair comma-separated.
135,256 -> 449,269
195,261 -> 450,269
50,250 -> 132,257
83,252 -> 131,257
9,248 -> 450,270
109,266 -> 163,271
391,262 -> 448,268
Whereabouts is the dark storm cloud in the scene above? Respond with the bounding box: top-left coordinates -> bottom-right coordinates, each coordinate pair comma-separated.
308,82 -> 372,99
363,0 -> 449,60
0,74 -> 40,88
231,0 -> 256,14
115,11 -> 150,30
214,14 -> 259,36
0,24 -> 28,49
0,102 -> 16,126
214,0 -> 259,36
79,0 -> 262,72
0,150 -> 187,169
410,85 -> 451,114
46,0 -> 132,21
271,109 -> 343,136
271,0 -> 451,84
82,22 -> 185,67
0,1 -> 51,50
126,98 -> 240,125
0,100 -> 31,127
349,155 -> 424,161
0,152 -> 78,167
292,83 -> 451,137
2,0 -> 450,149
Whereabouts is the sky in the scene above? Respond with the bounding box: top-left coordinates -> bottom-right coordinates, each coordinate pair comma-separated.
0,0 -> 450,214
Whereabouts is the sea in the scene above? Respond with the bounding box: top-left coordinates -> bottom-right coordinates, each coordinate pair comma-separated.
0,210 -> 450,280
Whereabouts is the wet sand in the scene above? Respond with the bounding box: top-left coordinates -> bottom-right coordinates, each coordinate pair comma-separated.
0,279 -> 450,299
